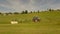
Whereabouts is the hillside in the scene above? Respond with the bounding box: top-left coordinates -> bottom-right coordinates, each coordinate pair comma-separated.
0,11 -> 60,34
0,11 -> 60,24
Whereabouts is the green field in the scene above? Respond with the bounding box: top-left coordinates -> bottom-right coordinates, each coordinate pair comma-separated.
0,11 -> 60,34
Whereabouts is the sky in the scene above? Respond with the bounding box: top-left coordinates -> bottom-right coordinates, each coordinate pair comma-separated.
0,0 -> 60,12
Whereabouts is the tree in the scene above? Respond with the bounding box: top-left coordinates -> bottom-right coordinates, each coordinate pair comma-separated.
30,11 -> 32,13
57,9 -> 60,11
21,11 -> 25,14
14,12 -> 19,14
37,10 -> 40,13
48,9 -> 54,11
47,8 -> 51,11
0,12 -> 2,15
5,13 -> 9,15
8,12 -> 12,15
24,10 -> 28,14
21,10 -> 28,14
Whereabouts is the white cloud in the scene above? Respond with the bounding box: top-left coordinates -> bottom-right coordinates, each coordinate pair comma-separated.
0,0 -> 60,12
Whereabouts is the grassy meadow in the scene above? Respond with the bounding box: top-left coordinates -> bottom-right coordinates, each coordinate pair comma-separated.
0,11 -> 60,34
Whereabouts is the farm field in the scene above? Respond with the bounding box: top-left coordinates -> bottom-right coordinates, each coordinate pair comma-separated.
0,23 -> 60,34
0,11 -> 60,34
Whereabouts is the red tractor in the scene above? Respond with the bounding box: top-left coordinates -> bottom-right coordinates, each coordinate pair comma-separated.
33,16 -> 40,22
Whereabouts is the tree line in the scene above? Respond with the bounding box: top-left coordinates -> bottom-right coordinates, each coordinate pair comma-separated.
0,9 -> 60,15
0,10 -> 28,15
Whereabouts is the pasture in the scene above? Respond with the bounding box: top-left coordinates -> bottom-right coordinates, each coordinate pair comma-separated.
0,11 -> 60,34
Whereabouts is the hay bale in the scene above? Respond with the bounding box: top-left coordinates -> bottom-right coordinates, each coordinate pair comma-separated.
11,20 -> 18,24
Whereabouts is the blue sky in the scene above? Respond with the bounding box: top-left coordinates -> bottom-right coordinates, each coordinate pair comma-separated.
0,0 -> 60,12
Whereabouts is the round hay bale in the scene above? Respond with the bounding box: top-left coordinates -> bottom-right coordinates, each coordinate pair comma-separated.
11,20 -> 18,24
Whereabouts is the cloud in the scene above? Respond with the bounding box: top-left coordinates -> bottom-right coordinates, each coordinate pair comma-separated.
0,0 -> 60,12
